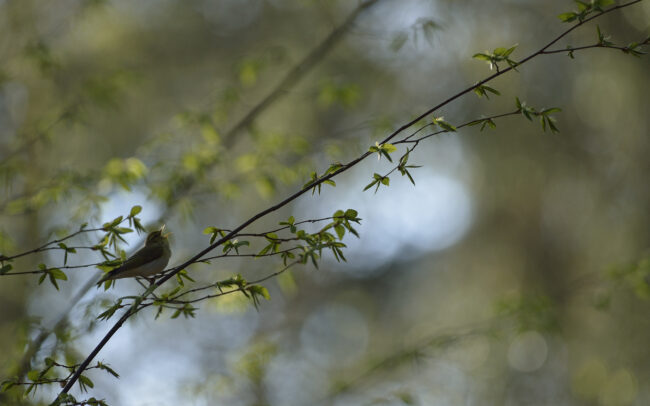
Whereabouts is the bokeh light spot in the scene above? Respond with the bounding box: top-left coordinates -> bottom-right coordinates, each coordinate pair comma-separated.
300,303 -> 368,368
507,331 -> 548,372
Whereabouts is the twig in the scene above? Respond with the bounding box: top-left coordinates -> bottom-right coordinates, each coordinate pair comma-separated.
0,226 -> 107,262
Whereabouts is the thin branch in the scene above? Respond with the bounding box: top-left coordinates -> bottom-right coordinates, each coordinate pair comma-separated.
0,226 -> 106,262
2,262 -> 103,276
541,42 -> 647,54
226,216 -> 340,237
204,246 -> 304,261
225,0 -> 380,138
373,0 -> 644,149
13,275 -> 102,382
164,261 -> 299,304
153,260 -> 299,303
0,107 -> 73,164
396,110 -> 521,145
317,321 -> 496,404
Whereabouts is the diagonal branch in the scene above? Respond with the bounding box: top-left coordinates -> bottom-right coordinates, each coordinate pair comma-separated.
226,0 -> 381,138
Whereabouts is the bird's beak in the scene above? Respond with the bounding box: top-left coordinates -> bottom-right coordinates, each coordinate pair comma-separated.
160,224 -> 172,238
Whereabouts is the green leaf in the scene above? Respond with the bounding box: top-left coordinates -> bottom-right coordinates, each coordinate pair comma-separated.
493,47 -> 508,56
334,224 -> 345,240
129,205 -> 142,217
27,370 -> 40,381
474,84 -> 501,99
105,215 -> 123,229
364,173 -> 389,193
419,18 -> 439,46
97,362 -> 120,379
97,299 -> 122,321
575,0 -> 591,13
254,286 -> 271,300
363,179 -> 378,191
50,268 -> 67,280
1,379 -> 17,392
382,143 -> 397,153
0,264 -> 12,275
433,118 -> 457,132
402,168 -> 416,185
481,119 -> 496,131
595,0 -> 614,7
325,163 -> 343,175
482,85 -> 501,96
370,142 -> 397,162
171,304 -> 197,319
79,375 -> 94,392
390,32 -> 409,52
234,240 -> 249,249
203,226 -> 224,244
257,244 -> 272,256
176,269 -> 195,286
245,285 -> 271,309
472,53 -> 492,61
503,45 -> 517,57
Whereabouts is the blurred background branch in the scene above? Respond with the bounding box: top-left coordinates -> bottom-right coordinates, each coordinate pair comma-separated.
0,0 -> 648,404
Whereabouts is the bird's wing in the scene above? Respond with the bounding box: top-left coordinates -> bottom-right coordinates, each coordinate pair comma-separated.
98,245 -> 164,283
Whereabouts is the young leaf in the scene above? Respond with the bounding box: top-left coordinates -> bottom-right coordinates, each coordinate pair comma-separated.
474,84 -> 501,99
0,264 -> 12,275
129,205 -> 142,217
558,12 -> 578,22
78,375 -> 94,392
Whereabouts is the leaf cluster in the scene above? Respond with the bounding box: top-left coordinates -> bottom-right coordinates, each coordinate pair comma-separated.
516,97 -> 561,133
473,44 -> 518,71
390,18 -> 441,52
1,357 -> 117,400
558,0 -> 615,23
495,294 -> 559,333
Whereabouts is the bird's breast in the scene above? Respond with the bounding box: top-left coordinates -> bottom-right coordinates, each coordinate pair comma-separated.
138,252 -> 171,277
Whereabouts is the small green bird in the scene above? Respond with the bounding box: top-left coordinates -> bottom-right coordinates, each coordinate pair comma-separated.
97,225 -> 172,286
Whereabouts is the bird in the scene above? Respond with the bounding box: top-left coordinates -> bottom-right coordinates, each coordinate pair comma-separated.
97,225 -> 171,287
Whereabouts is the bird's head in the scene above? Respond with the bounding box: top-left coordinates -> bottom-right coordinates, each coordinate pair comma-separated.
145,225 -> 171,246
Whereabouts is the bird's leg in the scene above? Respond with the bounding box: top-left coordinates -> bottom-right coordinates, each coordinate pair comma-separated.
135,278 -> 148,290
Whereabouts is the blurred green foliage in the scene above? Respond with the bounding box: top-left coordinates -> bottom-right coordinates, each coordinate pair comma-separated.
0,0 -> 649,405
